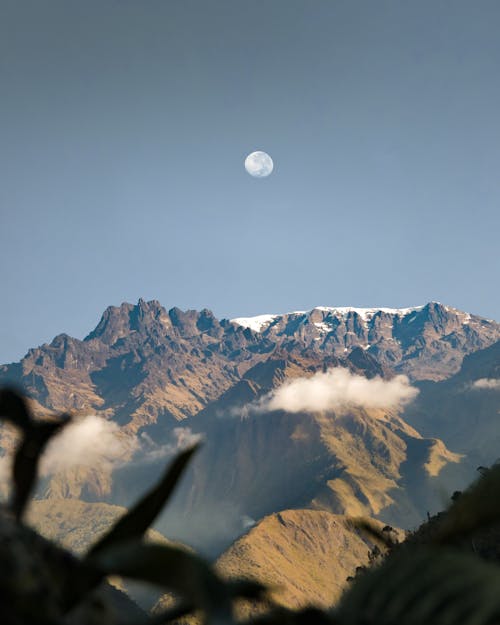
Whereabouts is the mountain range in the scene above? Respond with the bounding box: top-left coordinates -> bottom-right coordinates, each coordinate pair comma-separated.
1,299 -> 499,610
1,299 -> 498,427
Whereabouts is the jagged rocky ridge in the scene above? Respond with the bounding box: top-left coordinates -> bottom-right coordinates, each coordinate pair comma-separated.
232,303 -> 499,381
0,300 -> 498,431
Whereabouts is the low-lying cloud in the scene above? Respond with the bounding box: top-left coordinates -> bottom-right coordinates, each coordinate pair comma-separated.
253,368 -> 419,414
44,420 -> 202,475
0,418 -> 203,491
41,415 -> 137,476
139,427 -> 203,463
0,415 -> 137,491
472,378 -> 500,391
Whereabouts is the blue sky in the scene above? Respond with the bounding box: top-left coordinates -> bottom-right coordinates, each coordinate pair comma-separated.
1,1 -> 500,363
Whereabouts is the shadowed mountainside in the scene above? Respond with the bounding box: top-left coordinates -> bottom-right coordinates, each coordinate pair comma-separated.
126,355 -> 468,558
403,339 -> 500,467
162,392 -> 463,555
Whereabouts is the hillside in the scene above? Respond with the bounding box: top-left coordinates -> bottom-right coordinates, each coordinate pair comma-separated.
155,509 -> 395,617
162,396 -> 462,555
403,339 -> 500,466
25,499 -> 169,555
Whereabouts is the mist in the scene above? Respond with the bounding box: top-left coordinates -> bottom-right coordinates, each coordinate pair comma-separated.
139,427 -> 203,463
41,415 -> 137,476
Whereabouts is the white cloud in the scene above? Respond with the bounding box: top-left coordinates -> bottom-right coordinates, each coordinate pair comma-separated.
472,378 -> 500,391
139,427 -> 203,463
0,418 -> 201,492
41,415 -> 137,476
252,368 -> 419,414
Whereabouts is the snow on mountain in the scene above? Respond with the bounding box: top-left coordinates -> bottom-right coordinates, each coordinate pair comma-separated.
231,305 -> 428,330
230,314 -> 279,332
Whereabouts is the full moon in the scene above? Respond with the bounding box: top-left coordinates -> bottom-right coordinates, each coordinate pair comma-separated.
244,151 -> 274,178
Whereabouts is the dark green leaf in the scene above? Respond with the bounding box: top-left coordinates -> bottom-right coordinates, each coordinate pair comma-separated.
12,419 -> 70,521
346,517 -> 396,550
0,387 -> 72,520
87,444 -> 199,557
89,541 -> 233,624
0,387 -> 32,430
336,546 -> 500,625
226,579 -> 268,601
243,606 -> 336,625
145,601 -> 194,625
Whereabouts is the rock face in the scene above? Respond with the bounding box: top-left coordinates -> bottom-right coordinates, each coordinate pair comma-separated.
0,300 -> 498,434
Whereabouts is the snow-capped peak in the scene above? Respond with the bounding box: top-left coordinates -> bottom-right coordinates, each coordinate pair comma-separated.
311,305 -> 426,321
231,314 -> 279,333
231,305 -> 428,332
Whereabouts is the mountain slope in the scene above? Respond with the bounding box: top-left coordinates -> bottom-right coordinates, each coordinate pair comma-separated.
403,339 -> 500,467
0,300 -> 258,430
153,509 -> 384,617
153,357 -> 463,557
215,510 -> 377,610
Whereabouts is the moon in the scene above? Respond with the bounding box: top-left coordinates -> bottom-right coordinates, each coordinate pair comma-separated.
244,151 -> 274,178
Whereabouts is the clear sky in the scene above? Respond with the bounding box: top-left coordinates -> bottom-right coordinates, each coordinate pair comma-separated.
1,1 -> 500,363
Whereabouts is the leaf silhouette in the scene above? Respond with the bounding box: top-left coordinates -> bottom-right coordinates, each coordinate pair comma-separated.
147,602 -> 194,625
89,541 -> 233,624
336,546 -> 500,625
0,387 -> 32,430
0,387 -> 71,521
347,517 -> 398,550
12,419 -> 70,521
88,444 -> 199,557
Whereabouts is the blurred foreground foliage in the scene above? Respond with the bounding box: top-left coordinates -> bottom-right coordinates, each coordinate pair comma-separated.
2,387 -> 500,625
